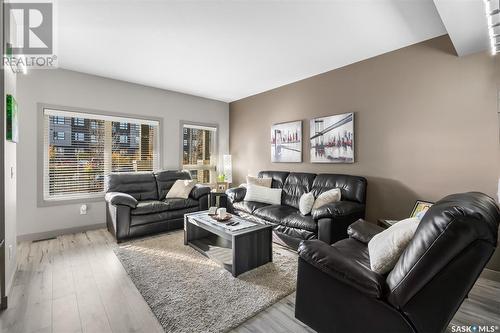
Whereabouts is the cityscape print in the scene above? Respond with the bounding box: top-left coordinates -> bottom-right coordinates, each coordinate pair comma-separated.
310,113 -> 354,163
271,120 -> 302,163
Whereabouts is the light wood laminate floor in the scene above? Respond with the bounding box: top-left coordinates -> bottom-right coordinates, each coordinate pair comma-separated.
0,229 -> 498,333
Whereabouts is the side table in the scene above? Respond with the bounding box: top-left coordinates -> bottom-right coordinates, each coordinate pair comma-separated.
377,218 -> 398,229
210,191 -> 228,208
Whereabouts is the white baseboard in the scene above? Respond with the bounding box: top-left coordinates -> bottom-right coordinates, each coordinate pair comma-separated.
17,223 -> 106,242
480,268 -> 500,282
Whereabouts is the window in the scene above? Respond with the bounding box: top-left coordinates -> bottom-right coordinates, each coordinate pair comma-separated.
74,132 -> 85,141
119,122 -> 128,130
53,131 -> 65,140
53,116 -> 65,125
118,135 -> 128,144
74,118 -> 85,126
43,108 -> 160,201
181,123 -> 217,183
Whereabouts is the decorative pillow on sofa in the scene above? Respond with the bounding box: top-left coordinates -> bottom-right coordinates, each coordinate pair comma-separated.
368,217 -> 420,274
244,184 -> 282,205
247,175 -> 272,188
312,188 -> 341,210
165,179 -> 195,199
299,192 -> 315,215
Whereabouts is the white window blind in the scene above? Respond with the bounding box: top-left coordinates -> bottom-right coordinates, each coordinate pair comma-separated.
43,108 -> 160,201
181,123 -> 217,184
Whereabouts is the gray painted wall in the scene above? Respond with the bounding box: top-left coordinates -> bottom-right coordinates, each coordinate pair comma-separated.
16,69 -> 229,238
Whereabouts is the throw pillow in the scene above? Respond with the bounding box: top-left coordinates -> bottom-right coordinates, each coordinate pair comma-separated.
247,175 -> 272,188
165,179 -> 196,199
312,188 -> 341,210
299,192 -> 315,215
368,217 -> 420,274
244,184 -> 282,205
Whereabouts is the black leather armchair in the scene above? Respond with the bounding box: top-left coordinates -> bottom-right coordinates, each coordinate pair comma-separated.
295,192 -> 500,333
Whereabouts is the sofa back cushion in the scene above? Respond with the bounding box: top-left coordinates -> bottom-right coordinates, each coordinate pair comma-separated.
312,174 -> 367,204
257,171 -> 289,189
154,170 -> 192,200
281,172 -> 316,209
106,172 -> 158,200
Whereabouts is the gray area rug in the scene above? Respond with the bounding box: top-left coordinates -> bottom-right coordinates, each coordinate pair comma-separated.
114,231 -> 298,333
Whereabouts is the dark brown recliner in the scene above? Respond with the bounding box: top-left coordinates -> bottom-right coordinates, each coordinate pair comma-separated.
295,192 -> 500,333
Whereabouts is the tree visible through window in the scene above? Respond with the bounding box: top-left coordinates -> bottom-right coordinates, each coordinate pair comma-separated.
43,109 -> 159,201
182,124 -> 217,183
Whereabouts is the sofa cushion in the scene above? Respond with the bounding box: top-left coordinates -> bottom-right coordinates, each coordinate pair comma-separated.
164,198 -> 199,210
282,172 -> 316,209
253,205 -> 298,224
298,238 -> 386,298
312,174 -> 367,204
282,211 -> 317,232
106,172 -> 159,200
154,170 -> 192,199
131,200 -> 170,216
130,207 -> 199,226
257,171 -> 290,189
233,201 -> 270,214
312,188 -> 341,210
166,179 -> 196,199
247,175 -> 272,188
244,184 -> 282,205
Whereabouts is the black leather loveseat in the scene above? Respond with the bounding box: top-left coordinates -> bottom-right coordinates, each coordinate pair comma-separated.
295,192 -> 500,333
226,171 -> 367,249
105,170 -> 210,242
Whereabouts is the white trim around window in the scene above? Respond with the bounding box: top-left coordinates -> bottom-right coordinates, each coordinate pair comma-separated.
37,103 -> 163,207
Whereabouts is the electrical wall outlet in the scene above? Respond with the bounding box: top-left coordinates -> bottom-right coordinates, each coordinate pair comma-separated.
80,204 -> 88,215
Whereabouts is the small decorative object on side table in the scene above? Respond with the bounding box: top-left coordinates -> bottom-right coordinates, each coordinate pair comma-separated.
210,190 -> 228,208
377,218 -> 399,229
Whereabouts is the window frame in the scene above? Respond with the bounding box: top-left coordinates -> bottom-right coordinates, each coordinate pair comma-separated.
37,103 -> 163,207
179,120 -> 219,184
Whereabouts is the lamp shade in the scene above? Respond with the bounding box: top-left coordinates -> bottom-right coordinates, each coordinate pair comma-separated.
223,155 -> 232,183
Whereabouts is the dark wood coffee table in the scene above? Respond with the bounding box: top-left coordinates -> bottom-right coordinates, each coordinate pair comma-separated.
184,211 -> 273,277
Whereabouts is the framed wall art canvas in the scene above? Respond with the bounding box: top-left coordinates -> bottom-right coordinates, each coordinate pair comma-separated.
310,112 -> 354,163
271,120 -> 302,163
410,200 -> 433,219
6,94 -> 18,143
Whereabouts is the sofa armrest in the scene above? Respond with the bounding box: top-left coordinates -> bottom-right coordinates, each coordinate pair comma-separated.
190,184 -> 211,200
348,219 -> 385,243
298,240 -> 386,298
105,192 -> 138,208
226,187 -> 246,203
312,201 -> 365,221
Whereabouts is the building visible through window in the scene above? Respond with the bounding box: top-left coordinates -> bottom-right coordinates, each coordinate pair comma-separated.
53,131 -> 65,140
74,118 -> 85,126
43,109 -> 159,201
182,124 -> 217,183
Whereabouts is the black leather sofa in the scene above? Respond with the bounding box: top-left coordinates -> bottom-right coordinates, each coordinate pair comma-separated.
105,170 -> 210,242
226,171 -> 367,249
295,192 -> 500,333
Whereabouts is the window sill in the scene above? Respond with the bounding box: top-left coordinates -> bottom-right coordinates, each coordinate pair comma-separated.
38,194 -> 105,207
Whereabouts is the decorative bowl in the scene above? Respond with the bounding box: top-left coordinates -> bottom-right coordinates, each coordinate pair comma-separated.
210,213 -> 232,222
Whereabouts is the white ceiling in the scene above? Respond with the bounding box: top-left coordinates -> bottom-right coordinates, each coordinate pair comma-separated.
433,0 -> 489,56
56,0 -> 451,102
